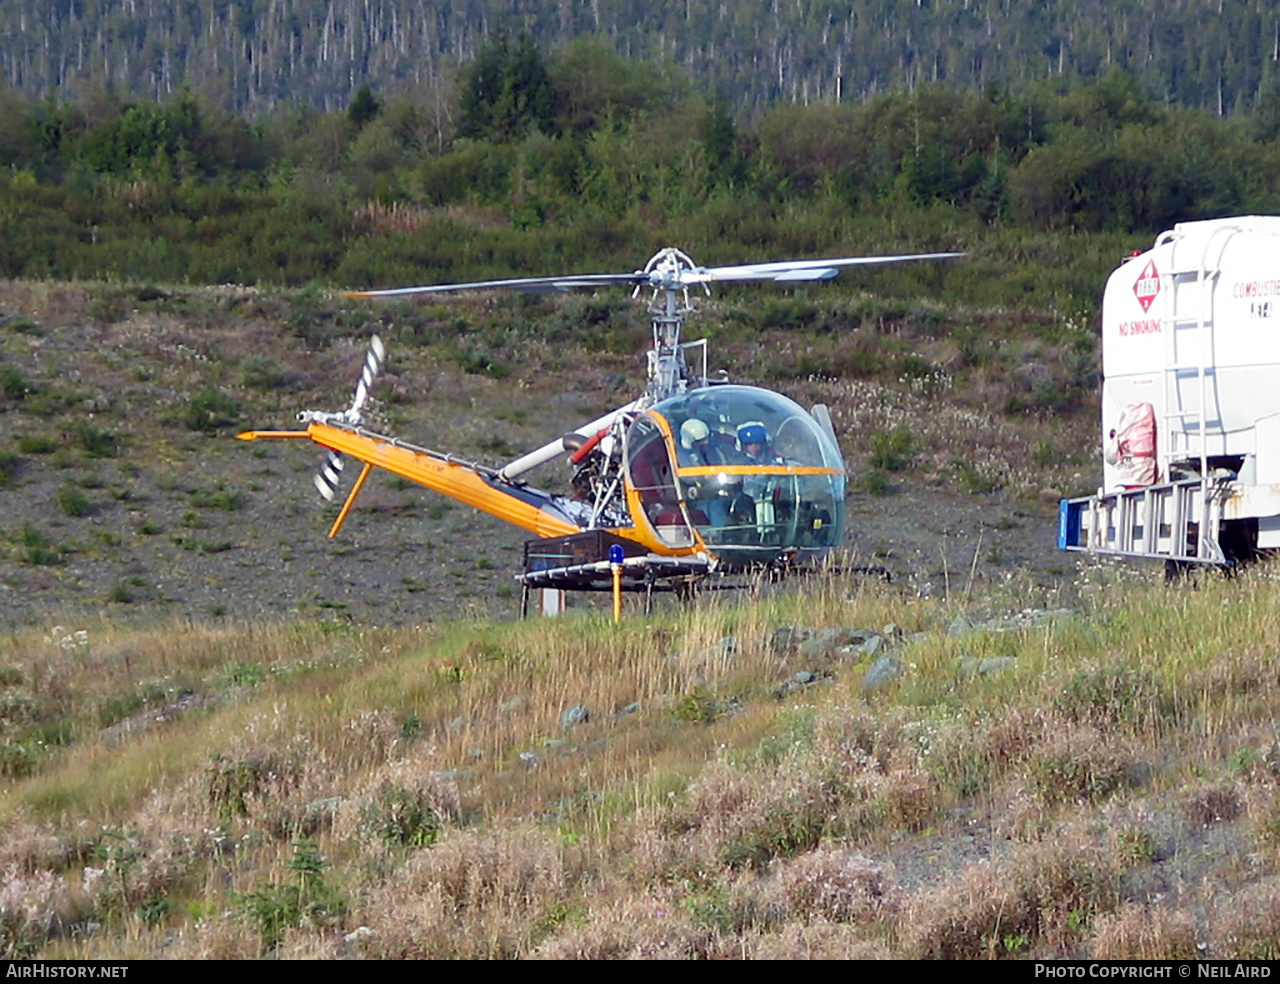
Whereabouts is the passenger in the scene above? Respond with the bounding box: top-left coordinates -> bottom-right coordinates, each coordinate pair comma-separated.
734,421 -> 790,543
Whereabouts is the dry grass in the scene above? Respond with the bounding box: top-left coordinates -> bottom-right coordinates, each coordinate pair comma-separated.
1207,878 -> 1280,959
352,826 -> 572,959
900,832 -> 1128,958
8,566 -> 1280,957
1090,903 -> 1199,960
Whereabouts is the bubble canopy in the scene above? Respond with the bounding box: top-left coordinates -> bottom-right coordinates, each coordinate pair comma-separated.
624,385 -> 846,566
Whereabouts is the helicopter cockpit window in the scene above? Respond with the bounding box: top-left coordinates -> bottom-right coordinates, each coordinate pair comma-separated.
650,385 -> 847,565
625,413 -> 696,548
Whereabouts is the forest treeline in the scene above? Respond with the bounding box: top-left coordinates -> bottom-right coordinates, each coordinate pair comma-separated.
2,36 -> 1280,312
1,0 -> 1277,120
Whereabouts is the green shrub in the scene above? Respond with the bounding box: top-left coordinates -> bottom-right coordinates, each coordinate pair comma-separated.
857,469 -> 893,495
56,484 -> 91,517
240,356 -> 293,391
868,426 -> 916,472
0,363 -> 31,403
0,740 -> 42,778
189,485 -> 244,510
106,581 -> 135,604
895,353 -> 932,380
1056,665 -> 1175,731
453,341 -> 510,379
670,685 -> 729,724
3,315 -> 44,336
73,422 -> 120,458
361,785 -> 442,848
226,661 -> 266,686
235,839 -> 344,954
138,895 -> 171,929
18,524 -> 61,566
15,434 -> 57,454
719,799 -> 828,871
953,458 -> 997,494
1028,749 -> 1132,806
0,452 -> 18,488
207,754 -> 271,820
183,388 -> 241,433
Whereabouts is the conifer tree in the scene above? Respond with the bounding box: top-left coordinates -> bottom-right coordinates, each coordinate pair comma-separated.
458,31 -> 555,141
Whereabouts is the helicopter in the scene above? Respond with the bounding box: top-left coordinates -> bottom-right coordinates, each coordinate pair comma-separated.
237,247 -> 962,612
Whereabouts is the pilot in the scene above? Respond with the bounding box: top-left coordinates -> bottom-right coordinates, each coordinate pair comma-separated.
679,418 -> 737,531
680,418 -> 734,467
736,421 -> 782,465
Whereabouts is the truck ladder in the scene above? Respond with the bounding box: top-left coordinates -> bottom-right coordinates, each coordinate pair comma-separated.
1156,224 -> 1238,561
1058,477 -> 1228,564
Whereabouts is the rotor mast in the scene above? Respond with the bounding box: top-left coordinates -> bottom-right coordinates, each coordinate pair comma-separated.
641,247 -> 702,405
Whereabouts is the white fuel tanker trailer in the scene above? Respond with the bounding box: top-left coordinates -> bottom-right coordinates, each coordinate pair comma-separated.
1059,215 -> 1280,566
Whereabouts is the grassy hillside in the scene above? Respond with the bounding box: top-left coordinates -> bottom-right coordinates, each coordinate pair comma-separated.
3,566 -> 1280,958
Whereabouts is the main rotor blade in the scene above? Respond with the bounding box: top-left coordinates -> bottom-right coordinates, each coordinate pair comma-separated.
341,250 -> 965,298
682,252 -> 966,285
343,273 -> 646,298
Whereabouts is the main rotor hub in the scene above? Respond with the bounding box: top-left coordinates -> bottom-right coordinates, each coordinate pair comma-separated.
641,247 -> 700,290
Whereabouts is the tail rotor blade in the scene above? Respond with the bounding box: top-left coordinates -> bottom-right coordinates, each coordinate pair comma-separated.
298,337 -> 384,501
347,335 -> 386,421
314,449 -> 344,501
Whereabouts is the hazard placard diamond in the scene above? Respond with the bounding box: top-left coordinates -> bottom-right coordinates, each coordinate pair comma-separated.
1133,260 -> 1160,313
